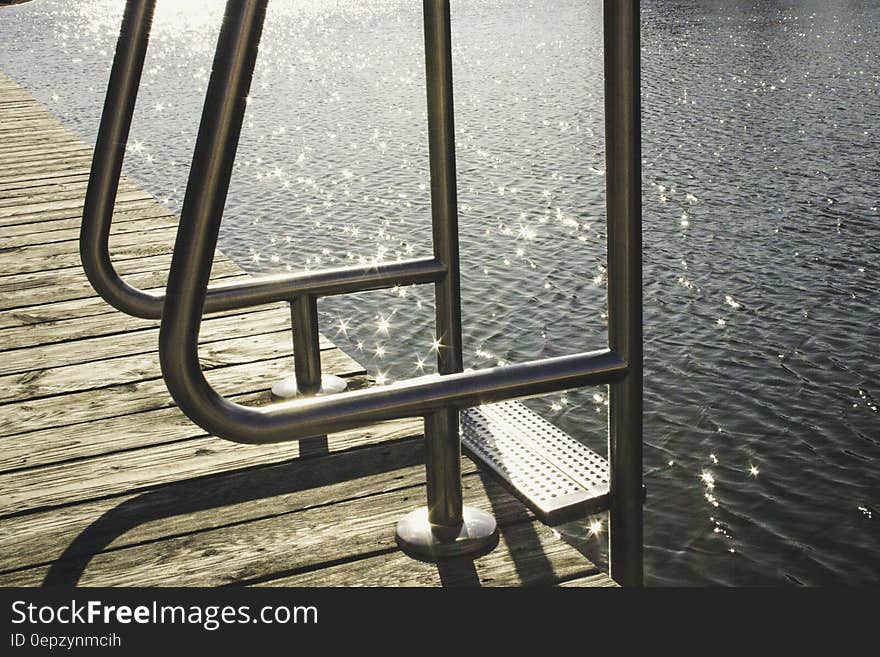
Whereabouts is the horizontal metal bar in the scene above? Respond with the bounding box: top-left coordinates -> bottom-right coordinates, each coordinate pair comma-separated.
159,344 -> 626,445
84,251 -> 444,319
202,257 -> 446,311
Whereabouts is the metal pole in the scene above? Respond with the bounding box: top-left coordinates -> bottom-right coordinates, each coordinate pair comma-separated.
77,3 -> 450,321
424,408 -> 463,526
394,0 -> 498,559
271,295 -> 347,399
292,296 -> 322,396
604,0 -> 644,586
159,0 -> 269,412
423,0 -> 464,530
80,0 -> 163,319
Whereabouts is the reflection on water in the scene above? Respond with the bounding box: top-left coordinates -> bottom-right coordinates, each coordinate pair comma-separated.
1,0 -> 877,585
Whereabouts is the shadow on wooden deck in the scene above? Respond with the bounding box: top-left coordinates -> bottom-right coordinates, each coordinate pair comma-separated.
41,440 -> 425,586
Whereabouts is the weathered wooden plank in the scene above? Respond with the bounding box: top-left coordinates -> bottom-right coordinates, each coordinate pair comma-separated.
0,305 -> 303,374
0,467 -> 534,587
0,127 -> 83,144
0,379 -> 332,473
2,215 -> 178,249
0,144 -> 91,164
0,97 -> 39,106
0,102 -> 57,117
0,142 -> 87,160
0,102 -> 57,111
0,195 -> 157,227
1,402 -> 202,473
0,120 -> 69,134
0,226 -> 181,274
0,166 -> 94,188
0,372 -> 371,473
0,107 -> 45,116
0,327 -> 311,404
0,175 -> 137,205
0,130 -> 78,149
0,117 -> 70,131
0,163 -> 94,186
260,521 -> 601,587
0,154 -> 93,175
0,251 -> 238,312
0,116 -> 69,129
0,97 -> 50,108
0,104 -> 60,115
0,116 -> 73,130
0,172 -> 89,193
0,347 -> 362,439
0,202 -> 179,239
0,268 -> 243,333
0,116 -> 72,129
0,188 -> 150,220
0,115 -> 69,128
0,172 -> 123,197
0,434 -> 427,575
0,407 -> 409,520
0,151 -> 95,173
0,174 -> 126,202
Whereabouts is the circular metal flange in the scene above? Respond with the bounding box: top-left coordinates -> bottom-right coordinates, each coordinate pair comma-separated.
395,506 -> 499,562
270,374 -> 348,400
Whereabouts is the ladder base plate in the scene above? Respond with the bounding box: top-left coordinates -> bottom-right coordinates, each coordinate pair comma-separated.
395,506 -> 499,562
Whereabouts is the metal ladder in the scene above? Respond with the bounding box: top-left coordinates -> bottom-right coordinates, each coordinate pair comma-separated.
80,0 -> 643,585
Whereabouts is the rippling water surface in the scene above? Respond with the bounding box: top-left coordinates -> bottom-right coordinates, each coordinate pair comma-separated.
2,0 -> 877,585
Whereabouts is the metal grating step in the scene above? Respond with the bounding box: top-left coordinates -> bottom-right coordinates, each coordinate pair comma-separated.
461,400 -> 610,525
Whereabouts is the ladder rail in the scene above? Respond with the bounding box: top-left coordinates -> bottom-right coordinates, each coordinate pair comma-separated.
604,0 -> 644,587
79,0 -> 644,582
422,0 -> 465,528
79,0 -> 444,320
155,0 -> 625,445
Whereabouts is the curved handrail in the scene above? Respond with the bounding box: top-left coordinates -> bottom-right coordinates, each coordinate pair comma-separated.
90,0 -> 643,579
80,0 -> 444,320
156,0 -> 628,444
80,0 -> 159,318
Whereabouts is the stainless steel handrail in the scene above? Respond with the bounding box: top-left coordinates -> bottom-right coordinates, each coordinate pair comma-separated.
80,0 -> 446,321
604,0 -> 644,587
82,0 -> 643,583
80,0 -> 443,398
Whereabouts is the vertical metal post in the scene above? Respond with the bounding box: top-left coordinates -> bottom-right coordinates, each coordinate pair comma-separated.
604,0 -> 644,586
81,0 -> 161,319
292,296 -> 322,395
394,0 -> 498,559
425,408 -> 463,526
424,0 -> 464,530
271,298 -> 347,400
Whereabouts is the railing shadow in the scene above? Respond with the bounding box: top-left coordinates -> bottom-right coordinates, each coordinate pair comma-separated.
429,470 -> 557,588
42,437 -> 423,586
475,470 -> 557,586
435,555 -> 483,587
39,438 -> 571,587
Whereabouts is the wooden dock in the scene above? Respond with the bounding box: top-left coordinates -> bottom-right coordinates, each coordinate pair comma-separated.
0,70 -> 614,587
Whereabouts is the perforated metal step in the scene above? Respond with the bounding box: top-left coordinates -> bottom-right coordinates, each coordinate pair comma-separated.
461,400 -> 610,525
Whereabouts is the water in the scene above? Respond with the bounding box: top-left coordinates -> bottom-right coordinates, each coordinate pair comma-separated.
1,0 -> 877,585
